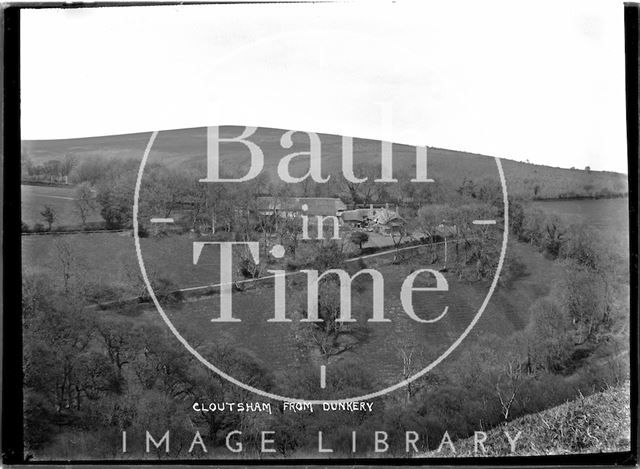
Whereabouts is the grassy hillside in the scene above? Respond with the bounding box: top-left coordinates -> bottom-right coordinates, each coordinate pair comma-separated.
22,227 -> 564,393
21,184 -> 104,227
426,381 -> 631,457
22,126 -> 628,200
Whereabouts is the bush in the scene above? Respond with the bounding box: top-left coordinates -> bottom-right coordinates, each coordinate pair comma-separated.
137,224 -> 149,238
22,220 -> 30,232
211,231 -> 237,241
82,221 -> 108,232
151,277 -> 182,303
82,282 -> 127,304
310,241 -> 346,271
285,259 -> 303,271
32,222 -> 45,232
559,227 -> 605,271
498,252 -> 527,287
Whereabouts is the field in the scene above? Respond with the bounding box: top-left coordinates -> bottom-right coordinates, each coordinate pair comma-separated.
21,176 -> 630,400
21,184 -> 102,228
163,240 -> 563,395
22,221 -> 565,400
22,232 -> 222,291
23,126 -> 628,200
23,196 -> 626,381
533,198 -> 629,242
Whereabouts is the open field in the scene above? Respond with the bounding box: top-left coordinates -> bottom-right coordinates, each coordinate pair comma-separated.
533,198 -> 629,242
21,190 -> 627,397
156,240 -> 562,395
21,184 -> 102,228
23,195 -> 629,297
20,229 -> 427,294
22,232 -> 222,292
22,223 -> 564,399
23,126 -> 628,200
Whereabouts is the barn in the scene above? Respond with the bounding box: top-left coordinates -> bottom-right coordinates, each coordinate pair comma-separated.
257,197 -> 347,218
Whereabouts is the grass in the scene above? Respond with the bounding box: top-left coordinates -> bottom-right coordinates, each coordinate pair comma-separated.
21,232 -> 225,294
424,381 -> 631,457
23,126 -> 628,200
21,184 -> 102,228
137,241 -> 564,398
22,224 -> 566,399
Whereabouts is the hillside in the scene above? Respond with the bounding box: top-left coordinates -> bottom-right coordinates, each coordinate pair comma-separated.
22,126 -> 628,200
426,381 -> 631,457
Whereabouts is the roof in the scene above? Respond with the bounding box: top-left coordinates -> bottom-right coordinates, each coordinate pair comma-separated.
342,210 -> 365,222
435,223 -> 458,237
341,207 -> 406,225
257,197 -> 346,216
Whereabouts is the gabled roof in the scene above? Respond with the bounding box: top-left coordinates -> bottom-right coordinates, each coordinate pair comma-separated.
342,211 -> 365,222
377,209 -> 405,225
257,197 -> 346,216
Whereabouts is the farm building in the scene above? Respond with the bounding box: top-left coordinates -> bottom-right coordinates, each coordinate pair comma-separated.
341,204 -> 407,234
256,197 -> 347,218
341,209 -> 368,228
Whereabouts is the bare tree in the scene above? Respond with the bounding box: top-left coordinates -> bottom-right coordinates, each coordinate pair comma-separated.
54,239 -> 75,292
294,280 -> 366,362
495,358 -> 524,422
74,182 -> 97,226
40,205 -> 57,231
60,153 -> 78,180
395,341 -> 424,403
389,222 -> 412,263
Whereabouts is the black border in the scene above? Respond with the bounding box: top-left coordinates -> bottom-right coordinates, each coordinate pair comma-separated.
2,3 -> 24,466
2,2 -> 638,466
624,3 -> 640,467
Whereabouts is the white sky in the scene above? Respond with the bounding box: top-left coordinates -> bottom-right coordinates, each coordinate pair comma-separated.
21,1 -> 629,172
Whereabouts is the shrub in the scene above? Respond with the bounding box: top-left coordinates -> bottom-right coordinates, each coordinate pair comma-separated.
310,241 -> 346,271
498,252 -> 527,287
137,223 -> 149,238
211,231 -> 237,241
152,277 -> 182,303
559,227 -> 605,271
349,231 -> 369,250
82,282 -> 127,304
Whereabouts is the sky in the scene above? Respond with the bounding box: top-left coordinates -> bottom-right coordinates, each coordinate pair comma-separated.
21,1 -> 629,172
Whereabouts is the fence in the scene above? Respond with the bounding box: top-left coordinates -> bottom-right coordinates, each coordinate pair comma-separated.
22,229 -> 131,236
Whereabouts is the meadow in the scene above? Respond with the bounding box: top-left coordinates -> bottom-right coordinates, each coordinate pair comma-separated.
22,222 -> 563,399
533,198 -> 629,241
161,240 -> 564,397
21,184 -> 102,228
22,196 -> 622,394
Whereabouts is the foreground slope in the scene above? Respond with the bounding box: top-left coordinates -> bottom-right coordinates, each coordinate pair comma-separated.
426,381 -> 631,457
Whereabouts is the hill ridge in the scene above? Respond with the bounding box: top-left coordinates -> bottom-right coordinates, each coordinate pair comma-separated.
22,126 -> 628,200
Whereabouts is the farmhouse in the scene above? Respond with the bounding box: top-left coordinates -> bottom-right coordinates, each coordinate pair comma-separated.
256,197 -> 346,218
341,204 -> 407,234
